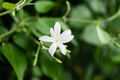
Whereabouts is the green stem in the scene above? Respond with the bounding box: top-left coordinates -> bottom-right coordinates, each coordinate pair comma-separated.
107,10 -> 120,21
33,45 -> 41,66
0,27 -> 17,39
0,9 -> 15,16
107,6 -> 120,22
0,0 -> 33,16
62,1 -> 71,22
63,1 -> 71,17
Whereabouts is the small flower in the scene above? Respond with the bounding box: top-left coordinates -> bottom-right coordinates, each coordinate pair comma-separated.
39,22 -> 74,56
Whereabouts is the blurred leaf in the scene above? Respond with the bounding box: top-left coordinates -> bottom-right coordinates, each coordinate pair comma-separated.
69,5 -> 92,28
96,26 -> 111,44
113,37 -> 120,47
62,70 -> 72,80
112,54 -> 120,63
1,43 -> 27,80
31,77 -> 40,80
25,18 -> 49,37
85,64 -> 94,80
40,50 -> 62,80
0,26 -> 8,34
0,46 -> 5,62
25,18 -> 58,37
93,74 -> 104,80
34,1 -> 55,13
2,2 -> 16,10
13,33 -> 36,51
109,16 -> 120,33
32,66 -> 42,77
87,0 -> 106,14
0,0 -> 3,10
17,9 -> 29,20
81,24 -> 101,46
0,26 -> 8,40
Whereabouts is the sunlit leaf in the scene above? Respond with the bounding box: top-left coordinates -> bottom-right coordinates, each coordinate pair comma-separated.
1,43 -> 27,80
2,2 -> 16,10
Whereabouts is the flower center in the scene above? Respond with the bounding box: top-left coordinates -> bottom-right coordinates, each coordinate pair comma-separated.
55,39 -> 59,43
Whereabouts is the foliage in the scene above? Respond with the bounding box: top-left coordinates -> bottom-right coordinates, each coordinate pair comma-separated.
0,0 -> 120,80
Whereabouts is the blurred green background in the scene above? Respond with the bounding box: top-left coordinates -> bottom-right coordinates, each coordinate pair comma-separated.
0,0 -> 120,80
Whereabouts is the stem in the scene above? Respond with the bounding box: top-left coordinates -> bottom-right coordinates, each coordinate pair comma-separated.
107,6 -> 120,22
62,1 -> 71,22
0,27 -> 17,39
0,0 -> 33,16
16,0 -> 26,10
0,9 -> 15,16
107,10 -> 120,21
33,45 -> 41,66
63,1 -> 71,17
26,3 -> 35,5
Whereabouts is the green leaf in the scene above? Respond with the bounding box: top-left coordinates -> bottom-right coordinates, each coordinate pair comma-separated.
87,0 -> 106,14
2,2 -> 16,10
40,50 -> 62,80
69,5 -> 92,28
1,43 -> 27,80
25,18 -> 50,37
13,33 -> 36,51
34,1 -> 55,13
81,24 -> 101,46
109,16 -> 120,33
96,25 -> 111,44
112,54 -> 120,63
16,9 -> 29,20
0,26 -> 8,35
0,0 -> 4,10
25,18 -> 58,37
0,26 -> 8,40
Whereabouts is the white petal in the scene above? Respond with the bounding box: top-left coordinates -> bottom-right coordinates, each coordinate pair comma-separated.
60,30 -> 71,38
50,28 -> 56,38
49,43 -> 57,56
58,43 -> 66,55
54,22 -> 61,36
60,35 -> 74,43
39,36 -> 54,42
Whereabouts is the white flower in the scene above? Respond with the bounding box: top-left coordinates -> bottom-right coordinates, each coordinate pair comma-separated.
39,22 -> 74,56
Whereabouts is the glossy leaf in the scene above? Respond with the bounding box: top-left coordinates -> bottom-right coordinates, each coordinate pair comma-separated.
1,43 -> 27,80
